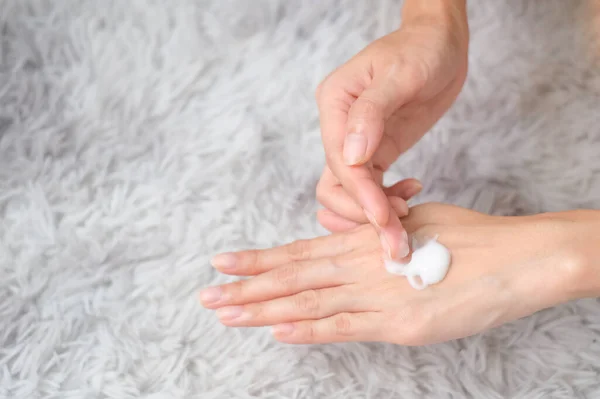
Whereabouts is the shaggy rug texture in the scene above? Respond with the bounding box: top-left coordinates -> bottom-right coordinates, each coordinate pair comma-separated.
1,0 -> 600,398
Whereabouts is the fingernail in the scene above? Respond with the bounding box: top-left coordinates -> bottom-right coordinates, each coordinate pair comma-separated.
216,306 -> 244,321
380,233 -> 392,259
272,323 -> 295,336
406,182 -> 423,198
364,209 -> 380,229
211,253 -> 237,269
343,133 -> 367,165
199,287 -> 222,305
398,230 -> 410,258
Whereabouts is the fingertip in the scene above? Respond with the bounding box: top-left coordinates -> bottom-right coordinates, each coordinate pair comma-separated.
384,178 -> 423,200
272,324 -> 310,345
271,323 -> 313,345
397,251 -> 412,265
380,216 -> 411,261
388,196 -> 409,217
409,181 -> 423,198
399,229 -> 410,259
211,253 -> 237,271
272,323 -> 295,337
198,286 -> 224,308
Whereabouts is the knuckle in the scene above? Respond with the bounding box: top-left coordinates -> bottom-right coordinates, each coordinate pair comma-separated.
295,290 -> 321,313
273,263 -> 300,288
286,239 -> 311,261
333,313 -> 354,336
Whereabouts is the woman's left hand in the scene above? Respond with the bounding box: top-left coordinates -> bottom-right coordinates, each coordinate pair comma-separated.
200,203 -> 599,345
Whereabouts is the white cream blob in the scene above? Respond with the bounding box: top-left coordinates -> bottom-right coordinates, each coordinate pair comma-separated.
384,238 -> 451,290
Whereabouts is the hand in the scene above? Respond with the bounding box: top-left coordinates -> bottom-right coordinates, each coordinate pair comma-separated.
315,1 -> 469,260
317,176 -> 424,235
201,203 -> 598,345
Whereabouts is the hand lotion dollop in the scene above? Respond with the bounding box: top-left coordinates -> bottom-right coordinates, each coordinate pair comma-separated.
384,238 -> 451,290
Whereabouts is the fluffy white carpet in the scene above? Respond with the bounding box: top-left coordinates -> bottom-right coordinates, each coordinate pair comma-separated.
1,0 -> 600,397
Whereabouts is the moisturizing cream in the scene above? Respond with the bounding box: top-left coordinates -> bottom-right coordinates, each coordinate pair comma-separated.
384,237 -> 451,290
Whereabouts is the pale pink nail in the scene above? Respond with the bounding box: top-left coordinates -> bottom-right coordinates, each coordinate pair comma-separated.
272,323 -> 295,336
406,182 -> 423,199
211,253 -> 237,269
343,133 -> 367,165
199,287 -> 222,304
216,306 -> 244,320
398,230 -> 410,258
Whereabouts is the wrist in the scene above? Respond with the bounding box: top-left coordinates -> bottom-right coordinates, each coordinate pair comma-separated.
540,210 -> 600,301
401,0 -> 469,50
402,0 -> 468,27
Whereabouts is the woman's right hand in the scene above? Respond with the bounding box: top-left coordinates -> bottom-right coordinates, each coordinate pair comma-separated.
315,0 -> 470,260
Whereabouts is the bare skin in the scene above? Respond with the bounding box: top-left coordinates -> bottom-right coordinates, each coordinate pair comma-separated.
200,0 -> 600,346
201,203 -> 600,345
316,0 -> 469,260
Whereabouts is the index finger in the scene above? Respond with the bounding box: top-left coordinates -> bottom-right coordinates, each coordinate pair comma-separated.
318,105 -> 410,260
318,99 -> 392,228
210,230 -> 365,276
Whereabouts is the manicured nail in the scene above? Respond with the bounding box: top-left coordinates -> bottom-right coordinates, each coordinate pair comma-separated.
398,230 -> 410,258
211,253 -> 237,269
199,287 -> 222,305
216,306 -> 244,321
364,209 -> 380,229
380,233 -> 392,259
272,323 -> 295,336
343,133 -> 367,165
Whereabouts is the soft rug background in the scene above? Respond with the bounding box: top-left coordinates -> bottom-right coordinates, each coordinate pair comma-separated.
1,0 -> 600,398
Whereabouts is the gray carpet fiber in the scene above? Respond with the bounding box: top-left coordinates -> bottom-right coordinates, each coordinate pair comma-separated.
1,0 -> 600,398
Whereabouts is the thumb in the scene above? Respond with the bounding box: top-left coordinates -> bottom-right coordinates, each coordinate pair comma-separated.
343,65 -> 424,166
